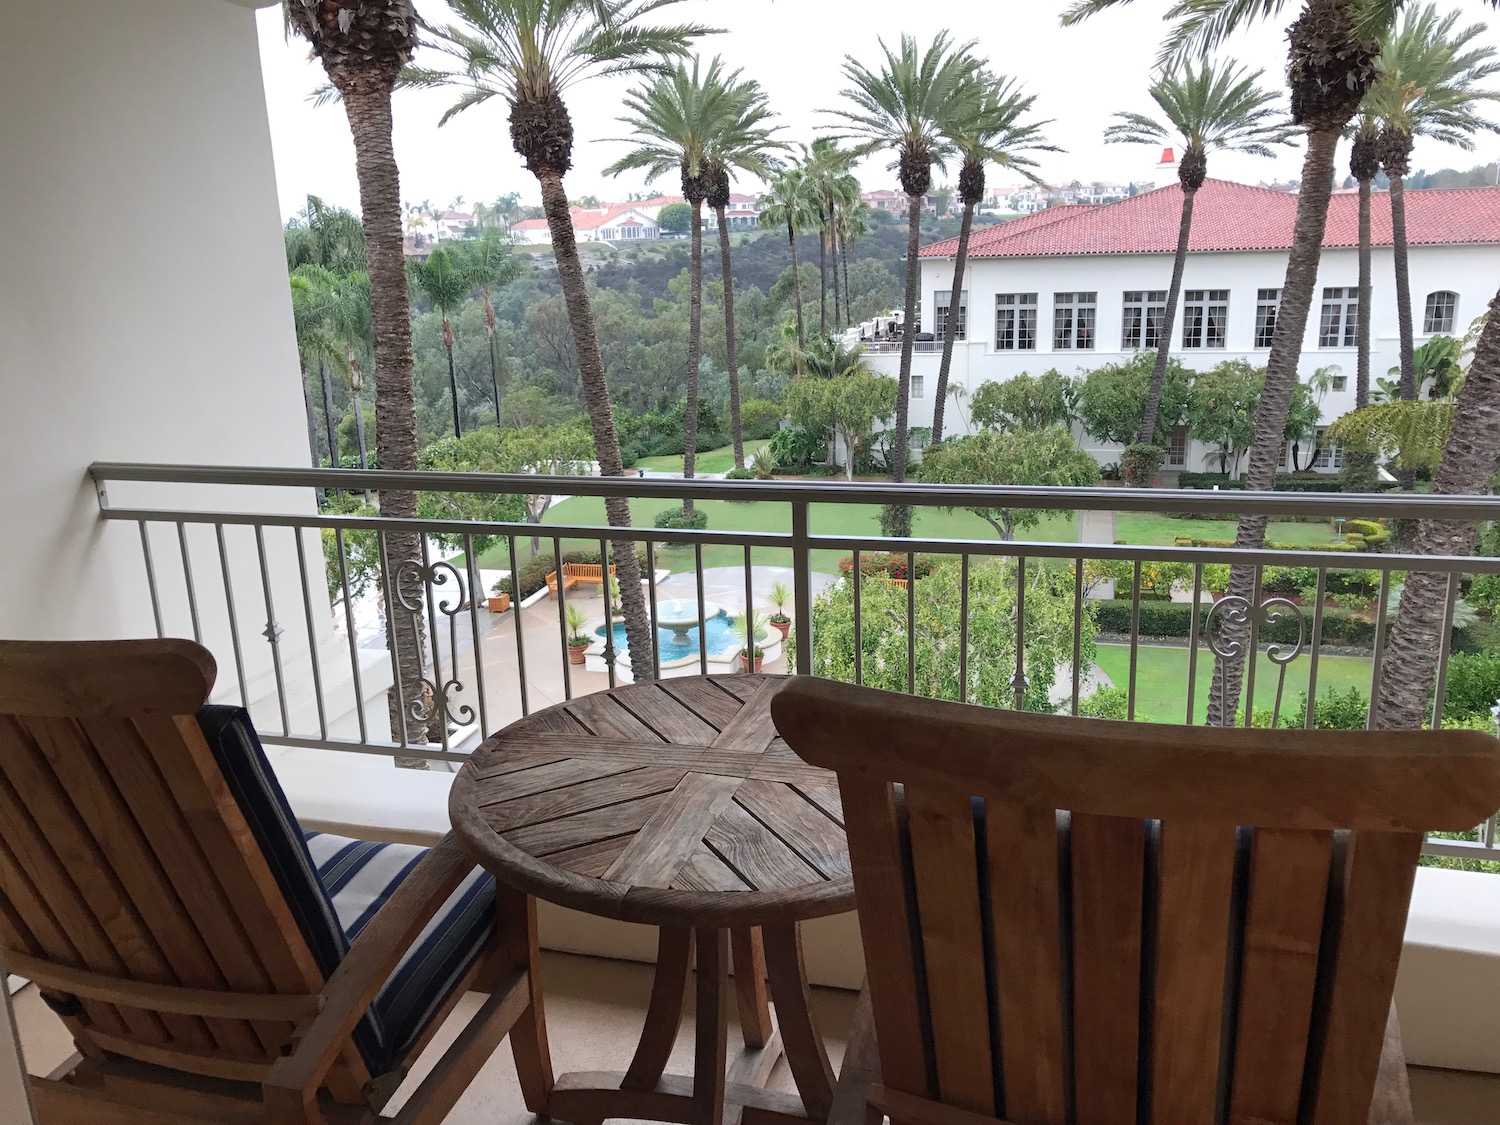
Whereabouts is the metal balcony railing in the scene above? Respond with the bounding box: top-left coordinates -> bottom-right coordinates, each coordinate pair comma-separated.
90,463 -> 1500,865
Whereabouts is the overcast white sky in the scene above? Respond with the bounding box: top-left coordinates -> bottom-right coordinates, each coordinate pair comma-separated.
256,0 -> 1500,221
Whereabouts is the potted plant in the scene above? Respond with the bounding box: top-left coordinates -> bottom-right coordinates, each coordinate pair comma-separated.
565,603 -> 591,666
486,579 -> 511,614
767,581 -> 792,640
607,575 -> 623,615
731,609 -> 768,673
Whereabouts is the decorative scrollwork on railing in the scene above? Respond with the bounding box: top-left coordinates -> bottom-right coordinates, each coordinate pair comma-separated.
1203,594 -> 1309,726
391,558 -> 475,734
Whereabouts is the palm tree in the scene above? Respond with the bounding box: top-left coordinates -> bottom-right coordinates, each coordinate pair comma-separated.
1350,111 -> 1381,423
802,140 -> 859,335
605,56 -> 747,513
835,198 -> 872,326
931,72 -> 1058,443
1369,5 -> 1500,402
285,194 -> 367,275
289,267 -> 342,468
408,245 -> 474,439
284,0 -> 430,751
828,32 -> 979,506
703,79 -> 784,470
407,0 -> 714,680
457,229 -> 524,425
333,270 -> 375,474
757,166 -> 817,358
1104,60 -> 1291,470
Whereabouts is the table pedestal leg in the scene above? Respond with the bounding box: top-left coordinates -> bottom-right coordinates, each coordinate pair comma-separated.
549,922 -> 834,1125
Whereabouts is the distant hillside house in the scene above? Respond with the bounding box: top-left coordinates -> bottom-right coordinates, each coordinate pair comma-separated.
855,179 -> 1500,476
509,203 -> 662,245
861,188 -> 935,214
632,194 -> 760,231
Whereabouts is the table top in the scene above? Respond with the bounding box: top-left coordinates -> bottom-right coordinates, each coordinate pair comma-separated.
449,675 -> 855,928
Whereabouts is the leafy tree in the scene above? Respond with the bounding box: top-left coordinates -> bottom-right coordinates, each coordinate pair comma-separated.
932,73 -> 1056,441
657,201 -> 693,233
1072,352 -> 1192,446
1325,400 -> 1455,471
810,559 -> 1094,712
1104,60 -> 1291,457
1187,359 -> 1319,478
968,370 -> 1072,432
917,427 -> 1100,539
783,367 -> 897,481
830,32 -> 979,502
412,0 -> 714,679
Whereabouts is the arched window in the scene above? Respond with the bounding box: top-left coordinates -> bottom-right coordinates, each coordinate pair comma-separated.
1424,291 -> 1458,335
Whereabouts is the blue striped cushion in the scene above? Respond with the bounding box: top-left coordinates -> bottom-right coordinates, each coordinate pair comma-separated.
196,707 -> 494,1071
304,832 -> 496,1059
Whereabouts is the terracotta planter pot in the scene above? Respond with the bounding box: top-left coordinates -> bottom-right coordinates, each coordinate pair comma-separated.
487,593 -> 511,613
771,618 -> 791,640
568,644 -> 588,666
740,654 -> 763,674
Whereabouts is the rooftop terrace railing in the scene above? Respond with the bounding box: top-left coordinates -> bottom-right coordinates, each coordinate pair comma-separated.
90,463 -> 1500,865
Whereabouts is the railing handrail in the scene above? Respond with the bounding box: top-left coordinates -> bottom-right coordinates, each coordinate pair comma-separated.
89,461 -> 1500,521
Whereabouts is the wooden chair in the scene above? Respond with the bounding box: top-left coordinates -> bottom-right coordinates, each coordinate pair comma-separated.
772,677 -> 1500,1125
0,639 -> 553,1125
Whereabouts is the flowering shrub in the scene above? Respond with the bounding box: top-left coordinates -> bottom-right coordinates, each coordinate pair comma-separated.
836,553 -> 940,582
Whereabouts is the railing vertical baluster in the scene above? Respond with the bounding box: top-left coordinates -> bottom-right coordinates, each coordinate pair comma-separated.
907,550 -> 917,696
1429,572 -> 1460,730
334,528 -> 368,745
599,537 -> 617,689
1367,569 -> 1394,730
1071,559 -> 1084,717
176,522 -> 201,644
695,544 -> 709,676
792,501 -> 813,676
852,549 -> 863,687
253,524 -> 290,737
463,535 -> 490,738
1304,568 -> 1328,729
1127,560 -> 1142,722
418,536 -> 451,754
1185,563 -> 1203,724
960,554 -> 972,705
553,538 -> 573,701
1243,567 -> 1265,728
743,544 -> 756,671
215,523 -> 250,709
1484,813 -> 1498,850
645,540 -> 661,683
293,528 -> 328,741
1013,555 -> 1027,711
506,535 -> 529,717
139,521 -> 164,639
376,531 -> 412,747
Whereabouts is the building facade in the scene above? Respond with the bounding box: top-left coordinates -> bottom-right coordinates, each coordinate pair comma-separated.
860,180 -> 1500,474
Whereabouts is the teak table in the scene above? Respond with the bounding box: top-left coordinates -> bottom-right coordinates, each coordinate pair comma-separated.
449,675 -> 855,1125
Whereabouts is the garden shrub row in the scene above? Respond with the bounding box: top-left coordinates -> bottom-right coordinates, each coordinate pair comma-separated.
1175,472 -> 1367,493
1173,536 -> 1367,552
653,505 -> 710,547
836,553 -> 941,581
1092,599 -> 1379,646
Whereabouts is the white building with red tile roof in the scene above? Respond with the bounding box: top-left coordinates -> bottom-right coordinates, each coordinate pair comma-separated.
860,179 -> 1500,474
509,203 -> 661,245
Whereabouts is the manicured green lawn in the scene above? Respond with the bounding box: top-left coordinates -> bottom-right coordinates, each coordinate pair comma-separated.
1092,643 -> 1374,725
467,495 -> 1078,574
635,439 -> 769,476
1114,513 -> 1341,547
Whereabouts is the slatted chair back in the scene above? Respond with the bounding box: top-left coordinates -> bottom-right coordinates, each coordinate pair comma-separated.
772,677 -> 1500,1125
0,639 -> 368,1097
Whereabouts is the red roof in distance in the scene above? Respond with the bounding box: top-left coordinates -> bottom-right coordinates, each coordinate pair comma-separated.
918,180 -> 1500,259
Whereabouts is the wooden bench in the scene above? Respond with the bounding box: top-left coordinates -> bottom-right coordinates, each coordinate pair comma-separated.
546,562 -> 617,598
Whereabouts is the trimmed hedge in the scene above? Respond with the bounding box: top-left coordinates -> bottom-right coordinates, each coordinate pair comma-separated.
1093,599 -> 1379,646
1176,472 -> 1353,493
654,505 -> 710,547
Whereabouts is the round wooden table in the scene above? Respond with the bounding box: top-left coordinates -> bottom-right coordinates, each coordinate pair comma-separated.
449,674 -> 856,1125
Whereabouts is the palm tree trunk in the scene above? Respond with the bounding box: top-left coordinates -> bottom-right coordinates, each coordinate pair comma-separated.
786,219 -> 805,354
1356,176 -> 1373,410
1207,126 -> 1341,727
841,237 -> 852,327
301,362 -> 320,468
830,218 -> 843,332
535,166 -> 655,680
1375,289 -> 1500,731
932,199 -> 975,444
487,328 -> 502,426
353,394 -> 369,470
891,193 -> 923,487
818,227 -> 828,334
716,204 -> 745,470
1137,186 -> 1196,448
445,327 -> 462,439
1391,174 -> 1417,402
341,85 -> 429,752
683,199 -> 704,517
320,362 -> 339,471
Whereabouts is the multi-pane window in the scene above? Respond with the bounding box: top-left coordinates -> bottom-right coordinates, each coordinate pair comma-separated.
1053,292 -> 1097,350
1319,287 -> 1358,347
1121,290 -> 1167,350
1182,289 -> 1229,348
935,290 -> 967,341
1312,426 -> 1344,471
1424,291 -> 1457,335
1165,424 -> 1188,469
1254,289 -> 1280,348
911,375 -> 925,399
995,293 -> 1038,350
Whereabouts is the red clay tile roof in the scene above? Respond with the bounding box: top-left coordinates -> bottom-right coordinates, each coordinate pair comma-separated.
919,180 -> 1500,258
511,218 -> 549,230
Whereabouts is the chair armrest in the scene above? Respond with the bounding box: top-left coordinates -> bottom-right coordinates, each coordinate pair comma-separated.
262,833 -> 480,1116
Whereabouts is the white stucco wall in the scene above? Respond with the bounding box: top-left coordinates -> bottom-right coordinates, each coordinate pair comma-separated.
868,240 -> 1497,470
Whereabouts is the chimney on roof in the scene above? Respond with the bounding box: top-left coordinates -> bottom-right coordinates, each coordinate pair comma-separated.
1154,146 -> 1178,189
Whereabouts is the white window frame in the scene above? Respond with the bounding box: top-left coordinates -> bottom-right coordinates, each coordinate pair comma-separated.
911,375 -> 925,399
1424,291 -> 1458,335
1311,426 -> 1344,471
934,290 -> 968,341
1053,291 -> 1097,351
1182,289 -> 1228,349
1121,290 -> 1167,350
995,293 -> 1037,351
1318,287 -> 1358,348
1254,288 -> 1279,349
1165,424 -> 1188,469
